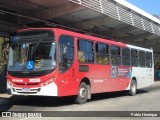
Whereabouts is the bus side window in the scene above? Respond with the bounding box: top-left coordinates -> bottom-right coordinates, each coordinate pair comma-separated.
122,48 -> 130,66
111,46 -> 121,65
96,43 -> 109,64
139,51 -> 146,67
131,49 -> 138,67
78,39 -> 94,63
59,35 -> 74,73
146,52 -> 152,68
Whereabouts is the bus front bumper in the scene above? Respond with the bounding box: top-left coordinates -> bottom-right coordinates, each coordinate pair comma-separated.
7,82 -> 58,96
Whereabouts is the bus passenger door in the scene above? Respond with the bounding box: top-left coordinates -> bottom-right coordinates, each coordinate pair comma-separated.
58,35 -> 75,96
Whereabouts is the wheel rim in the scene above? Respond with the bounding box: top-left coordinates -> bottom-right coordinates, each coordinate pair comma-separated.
79,87 -> 87,99
131,83 -> 136,93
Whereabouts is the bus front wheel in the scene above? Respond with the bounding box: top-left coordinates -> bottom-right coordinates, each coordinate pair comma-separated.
75,82 -> 88,104
129,80 -> 137,96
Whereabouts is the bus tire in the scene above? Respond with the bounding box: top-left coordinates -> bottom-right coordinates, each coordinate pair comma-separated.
75,82 -> 88,104
129,80 -> 137,96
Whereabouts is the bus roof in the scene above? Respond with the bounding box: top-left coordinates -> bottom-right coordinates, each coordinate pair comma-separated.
127,44 -> 153,52
54,28 -> 127,47
17,28 -> 152,51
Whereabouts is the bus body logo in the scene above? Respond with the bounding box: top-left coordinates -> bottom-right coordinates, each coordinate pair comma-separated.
12,79 -> 23,83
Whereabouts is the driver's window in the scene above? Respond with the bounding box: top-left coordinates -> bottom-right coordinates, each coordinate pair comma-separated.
58,35 -> 74,73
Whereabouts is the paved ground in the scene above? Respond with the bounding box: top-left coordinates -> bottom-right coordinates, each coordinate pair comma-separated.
0,81 -> 160,120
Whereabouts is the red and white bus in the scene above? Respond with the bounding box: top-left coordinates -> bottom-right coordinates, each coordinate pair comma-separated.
7,28 -> 154,104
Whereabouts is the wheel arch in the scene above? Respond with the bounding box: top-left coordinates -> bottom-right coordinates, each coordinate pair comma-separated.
131,77 -> 137,88
80,77 -> 91,86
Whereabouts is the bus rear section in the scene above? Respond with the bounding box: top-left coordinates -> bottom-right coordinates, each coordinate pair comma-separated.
126,45 -> 154,90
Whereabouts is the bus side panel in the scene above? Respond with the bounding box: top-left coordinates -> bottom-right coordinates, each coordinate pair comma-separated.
78,64 -> 112,93
107,66 -> 131,92
56,64 -> 79,97
76,64 -> 132,94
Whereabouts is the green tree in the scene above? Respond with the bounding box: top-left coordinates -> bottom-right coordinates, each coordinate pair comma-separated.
155,58 -> 160,69
0,37 -> 9,65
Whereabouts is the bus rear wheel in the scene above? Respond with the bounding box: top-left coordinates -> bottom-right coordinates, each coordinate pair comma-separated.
129,80 -> 137,96
75,82 -> 88,104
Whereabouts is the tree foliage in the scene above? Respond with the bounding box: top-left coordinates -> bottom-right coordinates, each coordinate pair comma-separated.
0,37 -> 9,66
155,58 -> 160,69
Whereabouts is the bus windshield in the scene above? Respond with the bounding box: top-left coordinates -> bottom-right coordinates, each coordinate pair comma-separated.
8,30 -> 56,72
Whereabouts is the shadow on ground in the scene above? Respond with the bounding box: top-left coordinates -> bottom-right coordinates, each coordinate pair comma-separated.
89,89 -> 148,102
0,89 -> 149,112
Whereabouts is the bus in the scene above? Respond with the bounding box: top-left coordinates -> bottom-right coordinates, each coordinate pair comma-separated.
7,28 -> 154,104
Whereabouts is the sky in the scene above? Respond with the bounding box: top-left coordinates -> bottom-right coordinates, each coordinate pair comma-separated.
127,0 -> 160,15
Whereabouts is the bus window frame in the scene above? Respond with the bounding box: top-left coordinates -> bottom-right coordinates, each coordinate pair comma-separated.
139,50 -> 146,67
95,42 -> 110,65
77,38 -> 95,64
131,49 -> 139,67
146,52 -> 152,68
122,47 -> 131,66
110,45 -> 122,66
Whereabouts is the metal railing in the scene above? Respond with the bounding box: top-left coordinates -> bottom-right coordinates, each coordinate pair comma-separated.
70,0 -> 160,36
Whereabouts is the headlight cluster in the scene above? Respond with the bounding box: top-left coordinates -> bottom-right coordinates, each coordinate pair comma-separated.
7,79 -> 14,86
40,77 -> 54,87
7,77 -> 55,87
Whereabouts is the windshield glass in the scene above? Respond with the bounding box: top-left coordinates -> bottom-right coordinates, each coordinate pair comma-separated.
8,30 -> 56,71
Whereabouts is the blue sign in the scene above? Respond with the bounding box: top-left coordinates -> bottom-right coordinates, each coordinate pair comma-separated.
26,61 -> 34,70
22,44 -> 26,48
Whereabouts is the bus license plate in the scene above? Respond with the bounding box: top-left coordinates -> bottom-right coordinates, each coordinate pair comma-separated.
22,88 -> 30,92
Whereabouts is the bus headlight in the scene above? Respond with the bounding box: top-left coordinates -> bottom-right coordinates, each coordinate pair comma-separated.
7,79 -> 10,84
41,83 -> 44,87
49,77 -> 54,82
50,78 -> 53,82
46,81 -> 48,85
